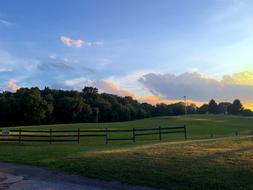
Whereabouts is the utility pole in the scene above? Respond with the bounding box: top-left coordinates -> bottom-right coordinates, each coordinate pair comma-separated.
183,96 -> 187,115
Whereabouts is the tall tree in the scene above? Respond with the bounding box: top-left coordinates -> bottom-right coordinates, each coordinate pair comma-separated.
232,99 -> 243,115
208,99 -> 218,114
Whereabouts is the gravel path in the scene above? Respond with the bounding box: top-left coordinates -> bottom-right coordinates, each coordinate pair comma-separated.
0,162 -> 156,190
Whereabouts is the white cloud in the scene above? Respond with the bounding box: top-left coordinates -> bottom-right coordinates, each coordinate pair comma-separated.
0,49 -> 39,72
60,36 -> 103,48
48,54 -> 57,59
0,19 -> 15,26
0,68 -> 12,72
103,70 -> 154,96
0,49 -> 15,70
60,36 -> 83,48
64,77 -> 87,90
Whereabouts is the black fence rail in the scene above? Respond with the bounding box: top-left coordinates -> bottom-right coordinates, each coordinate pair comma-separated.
0,125 -> 187,144
106,125 -> 187,143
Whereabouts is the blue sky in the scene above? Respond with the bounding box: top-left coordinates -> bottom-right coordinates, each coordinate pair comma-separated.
1,0 -> 253,108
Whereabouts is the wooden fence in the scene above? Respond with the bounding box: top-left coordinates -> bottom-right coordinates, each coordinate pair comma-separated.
0,125 -> 187,144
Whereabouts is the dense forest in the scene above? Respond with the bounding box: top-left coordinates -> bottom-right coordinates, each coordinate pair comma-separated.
0,87 -> 252,126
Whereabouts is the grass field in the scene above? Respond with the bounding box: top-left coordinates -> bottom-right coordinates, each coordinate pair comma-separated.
0,115 -> 253,189
3,114 -> 253,139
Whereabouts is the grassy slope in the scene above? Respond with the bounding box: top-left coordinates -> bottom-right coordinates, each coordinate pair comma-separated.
6,114 -> 253,135
0,115 -> 253,189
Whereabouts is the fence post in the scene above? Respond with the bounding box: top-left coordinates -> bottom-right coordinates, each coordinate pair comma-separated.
19,128 -> 21,144
50,128 -> 52,144
105,128 -> 108,144
159,126 -> 162,141
133,128 -> 135,143
235,131 -> 238,136
77,128 -> 80,144
184,125 -> 187,140
211,134 -> 214,138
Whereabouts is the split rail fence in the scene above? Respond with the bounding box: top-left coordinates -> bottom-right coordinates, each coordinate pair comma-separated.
0,125 -> 187,144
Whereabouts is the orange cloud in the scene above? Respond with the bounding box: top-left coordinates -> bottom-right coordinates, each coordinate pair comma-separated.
100,80 -> 135,97
139,95 -> 205,106
7,80 -> 20,92
138,95 -> 173,104
142,96 -> 253,110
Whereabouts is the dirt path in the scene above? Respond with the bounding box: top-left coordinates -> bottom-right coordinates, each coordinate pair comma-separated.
0,162 -> 156,190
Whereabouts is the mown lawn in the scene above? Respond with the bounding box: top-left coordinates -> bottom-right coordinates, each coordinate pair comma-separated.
0,115 -> 253,189
3,114 -> 253,139
0,136 -> 252,190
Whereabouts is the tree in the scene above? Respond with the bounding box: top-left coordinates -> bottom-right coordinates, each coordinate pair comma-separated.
93,97 -> 112,122
208,99 -> 218,114
141,103 -> 154,117
171,103 -> 185,115
217,102 -> 231,114
0,86 -> 250,127
54,96 -> 92,123
241,109 -> 253,116
187,104 -> 197,114
198,104 -> 209,114
227,104 -> 233,115
15,88 -> 52,124
232,99 -> 243,115
0,95 -> 7,126
155,103 -> 173,116
82,87 -> 98,97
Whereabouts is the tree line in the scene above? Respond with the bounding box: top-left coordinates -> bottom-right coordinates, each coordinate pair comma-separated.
198,99 -> 253,116
0,87 -> 252,126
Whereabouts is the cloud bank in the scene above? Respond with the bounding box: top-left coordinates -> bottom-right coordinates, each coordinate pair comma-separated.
139,71 -> 253,102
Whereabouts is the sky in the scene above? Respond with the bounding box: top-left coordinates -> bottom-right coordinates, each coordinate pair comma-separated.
0,0 -> 253,109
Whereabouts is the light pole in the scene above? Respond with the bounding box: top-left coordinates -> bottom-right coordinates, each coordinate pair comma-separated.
183,96 -> 187,115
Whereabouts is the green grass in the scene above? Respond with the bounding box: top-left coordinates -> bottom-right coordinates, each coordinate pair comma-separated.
4,114 -> 253,138
0,115 -> 253,189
